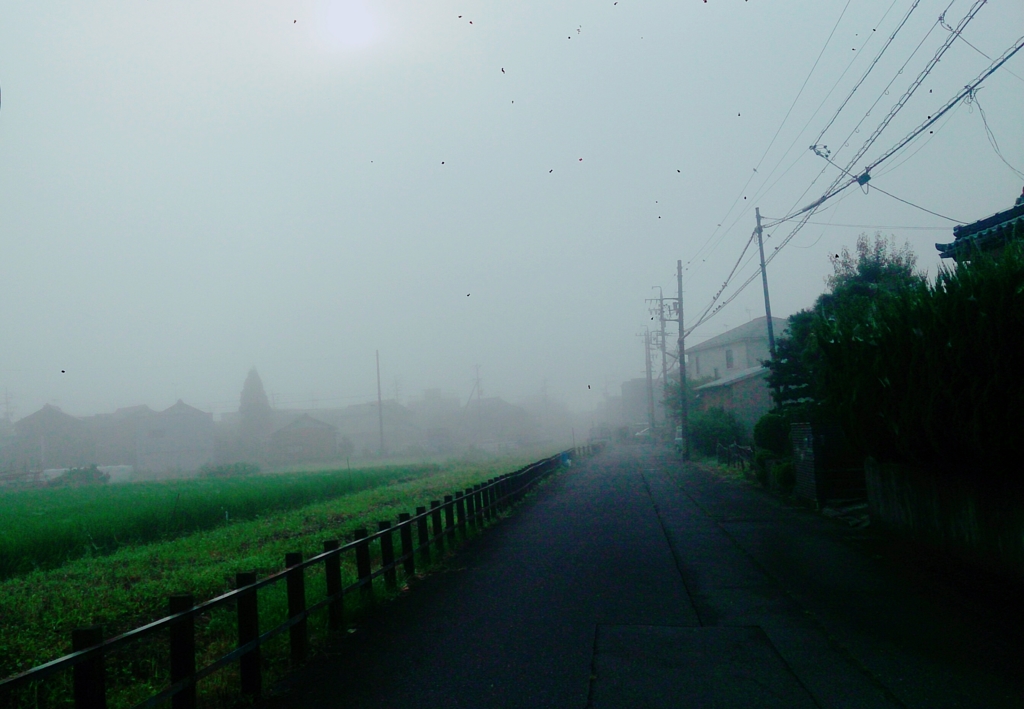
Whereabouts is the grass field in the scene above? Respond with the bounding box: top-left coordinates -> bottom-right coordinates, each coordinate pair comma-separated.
0,454 -> 555,708
0,464 -> 438,580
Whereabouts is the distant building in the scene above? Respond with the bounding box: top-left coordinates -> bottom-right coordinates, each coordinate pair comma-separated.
936,187 -> 1024,261
3,404 -> 94,471
136,400 -> 215,474
89,405 -> 154,467
268,414 -> 337,466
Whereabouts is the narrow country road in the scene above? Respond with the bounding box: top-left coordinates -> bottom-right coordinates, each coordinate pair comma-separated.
258,445 -> 1022,708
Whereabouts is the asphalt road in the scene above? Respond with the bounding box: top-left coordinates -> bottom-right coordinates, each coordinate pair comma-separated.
258,445 -> 1022,709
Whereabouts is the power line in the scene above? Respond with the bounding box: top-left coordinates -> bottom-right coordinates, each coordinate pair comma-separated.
969,89 -> 1024,180
955,33 -> 1024,83
725,0 -> 905,239
685,0 -> 854,271
833,0 -> 988,188
813,0 -> 924,148
863,35 -> 1024,175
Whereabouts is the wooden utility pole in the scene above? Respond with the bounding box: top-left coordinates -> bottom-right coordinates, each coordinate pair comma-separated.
644,330 -> 656,434
755,207 -> 777,357
376,350 -> 385,457
677,260 -> 689,460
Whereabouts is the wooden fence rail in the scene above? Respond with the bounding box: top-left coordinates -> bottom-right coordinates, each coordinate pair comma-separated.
0,445 -> 599,708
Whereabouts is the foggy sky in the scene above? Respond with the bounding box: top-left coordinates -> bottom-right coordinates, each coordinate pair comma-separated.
1,0 -> 1022,418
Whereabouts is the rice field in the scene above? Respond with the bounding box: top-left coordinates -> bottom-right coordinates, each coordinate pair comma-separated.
0,455 -> 551,708
0,464 -> 436,580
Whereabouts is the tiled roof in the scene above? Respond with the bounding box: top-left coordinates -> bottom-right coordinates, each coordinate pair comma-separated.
936,190 -> 1024,259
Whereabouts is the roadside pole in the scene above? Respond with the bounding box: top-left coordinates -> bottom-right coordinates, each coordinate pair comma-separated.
376,350 -> 385,457
677,260 -> 689,460
644,330 -> 656,435
755,208 -> 777,357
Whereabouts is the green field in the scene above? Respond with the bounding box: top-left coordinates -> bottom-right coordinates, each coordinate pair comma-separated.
0,455 -> 554,708
0,465 -> 437,580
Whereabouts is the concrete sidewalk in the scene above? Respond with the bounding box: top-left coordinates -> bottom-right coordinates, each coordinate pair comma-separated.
259,446 -> 1022,708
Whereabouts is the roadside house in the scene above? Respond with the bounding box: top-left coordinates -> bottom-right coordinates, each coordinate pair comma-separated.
686,316 -> 787,437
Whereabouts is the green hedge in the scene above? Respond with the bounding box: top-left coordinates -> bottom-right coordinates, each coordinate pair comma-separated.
817,241 -> 1024,490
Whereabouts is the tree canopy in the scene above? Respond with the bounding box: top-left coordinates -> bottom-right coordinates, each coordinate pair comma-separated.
764,233 -> 925,422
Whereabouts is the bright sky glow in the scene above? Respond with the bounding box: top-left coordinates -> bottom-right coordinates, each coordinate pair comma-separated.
314,0 -> 380,52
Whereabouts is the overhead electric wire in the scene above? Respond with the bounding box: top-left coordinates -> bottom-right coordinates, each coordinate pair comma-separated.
685,7 -> 1021,339
970,89 -> 1024,180
817,15 -> 941,172
831,0 -> 987,189
745,2 -> 901,212
875,100 -> 963,178
691,35 -> 1024,335
813,0 -> 924,148
862,35 -> 1024,174
955,33 -> 1024,83
685,0 -> 854,272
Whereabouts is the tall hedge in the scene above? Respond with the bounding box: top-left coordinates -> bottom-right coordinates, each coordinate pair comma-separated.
816,241 -> 1024,490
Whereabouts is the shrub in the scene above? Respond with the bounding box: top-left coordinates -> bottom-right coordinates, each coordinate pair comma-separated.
689,407 -> 745,457
48,465 -> 109,487
753,450 -> 773,486
753,412 -> 790,456
769,460 -> 795,492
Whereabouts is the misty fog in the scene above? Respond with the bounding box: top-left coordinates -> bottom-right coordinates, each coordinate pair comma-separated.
1,1 -> 1021,471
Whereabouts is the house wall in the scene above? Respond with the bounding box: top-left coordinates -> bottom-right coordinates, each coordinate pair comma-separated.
695,371 -> 772,437
689,340 -> 757,380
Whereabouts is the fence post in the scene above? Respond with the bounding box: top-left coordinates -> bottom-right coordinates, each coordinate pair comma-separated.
378,521 -> 396,591
465,489 -> 477,531
72,625 -> 106,709
324,540 -> 343,632
169,594 -> 196,709
285,553 -> 307,664
497,475 -> 508,511
430,500 -> 444,555
486,480 -> 496,520
415,507 -> 431,565
443,495 -> 455,544
398,512 -> 415,579
236,572 -> 260,698
354,528 -> 373,602
455,492 -> 467,538
475,485 -> 485,525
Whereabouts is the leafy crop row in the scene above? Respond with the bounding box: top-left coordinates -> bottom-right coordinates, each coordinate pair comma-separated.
0,465 -> 436,580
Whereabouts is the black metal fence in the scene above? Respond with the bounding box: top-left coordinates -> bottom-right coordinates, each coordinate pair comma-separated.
0,446 -> 598,709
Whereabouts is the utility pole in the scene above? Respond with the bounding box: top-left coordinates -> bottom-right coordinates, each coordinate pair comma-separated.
755,207 -> 777,357
658,296 -> 668,391
375,350 -> 385,457
464,366 -> 483,408
646,287 -> 669,425
677,260 -> 689,460
644,329 -> 656,434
